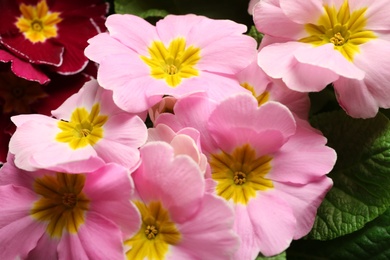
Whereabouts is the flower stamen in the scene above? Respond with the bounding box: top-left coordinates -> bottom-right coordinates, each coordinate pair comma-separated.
330,32 -> 345,46
234,171 -> 246,185
62,192 -> 77,208
145,225 -> 159,239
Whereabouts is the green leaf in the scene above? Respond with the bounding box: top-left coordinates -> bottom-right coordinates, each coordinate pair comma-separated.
287,208 -> 390,259
114,0 -> 175,18
308,110 -> 390,240
256,251 -> 286,260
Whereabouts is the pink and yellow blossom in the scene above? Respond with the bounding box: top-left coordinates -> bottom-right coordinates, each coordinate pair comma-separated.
254,0 -> 390,118
125,141 -> 239,259
156,93 -> 336,257
85,14 -> 256,112
9,79 -> 147,173
0,155 -> 141,259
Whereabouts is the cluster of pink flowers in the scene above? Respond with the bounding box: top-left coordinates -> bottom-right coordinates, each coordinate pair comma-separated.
4,0 -> 390,258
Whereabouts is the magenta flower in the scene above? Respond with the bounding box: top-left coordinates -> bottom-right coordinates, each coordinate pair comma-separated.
254,0 -> 390,118
156,93 -> 336,257
0,0 -> 108,74
125,141 -> 239,259
0,155 -> 141,259
85,14 -> 256,112
9,79 -> 147,173
0,48 -> 49,84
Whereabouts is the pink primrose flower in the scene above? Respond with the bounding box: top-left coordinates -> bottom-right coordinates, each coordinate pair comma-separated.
156,93 -> 336,257
0,0 -> 108,75
147,123 -> 210,177
125,141 -> 239,259
9,79 -> 147,173
85,14 -> 257,113
237,60 -> 310,119
0,154 -> 141,259
254,0 -> 390,118
148,96 -> 177,125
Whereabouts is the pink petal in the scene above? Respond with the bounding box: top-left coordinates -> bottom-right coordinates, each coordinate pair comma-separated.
274,177 -> 333,239
270,117 -> 337,183
83,163 -> 141,238
134,142 -> 205,223
258,41 -> 306,78
58,212 -> 125,260
245,192 -> 296,256
105,14 -> 158,55
268,79 -> 311,119
294,44 -> 365,80
283,61 -> 339,92
253,0 -> 307,39
353,39 -> 390,109
208,95 -> 296,142
209,127 -> 285,157
85,33 -> 134,64
174,194 -> 239,259
58,233 -> 88,259
27,233 -> 59,259
349,0 -> 390,30
280,0 -> 323,24
0,155 -> 35,189
333,77 -> 379,118
0,185 -> 45,259
232,205 -> 261,260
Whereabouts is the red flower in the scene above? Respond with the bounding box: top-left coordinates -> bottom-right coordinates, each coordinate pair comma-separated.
0,0 -> 108,75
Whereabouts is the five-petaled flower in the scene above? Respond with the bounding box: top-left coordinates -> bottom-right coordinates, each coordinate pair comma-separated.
0,0 -> 108,74
9,79 -> 147,173
0,155 -> 141,259
85,13 -> 257,113
254,0 -> 390,118
156,93 -> 336,258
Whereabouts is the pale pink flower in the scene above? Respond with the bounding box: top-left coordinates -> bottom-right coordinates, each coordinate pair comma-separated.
237,60 -> 310,119
124,141 -> 239,259
9,79 -> 147,173
254,0 -> 390,118
156,93 -> 336,257
85,14 -> 256,113
147,123 -> 210,176
148,96 -> 177,125
0,154 -> 141,259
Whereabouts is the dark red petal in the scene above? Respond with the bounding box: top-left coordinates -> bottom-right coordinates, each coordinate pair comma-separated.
0,49 -> 50,84
1,35 -> 64,66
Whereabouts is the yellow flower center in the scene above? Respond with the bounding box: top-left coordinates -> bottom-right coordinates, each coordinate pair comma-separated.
30,173 -> 90,238
141,37 -> 201,87
56,103 -> 108,150
15,0 -> 62,43
0,71 -> 48,114
125,201 -> 181,260
210,144 -> 274,205
240,82 -> 270,106
299,0 -> 376,61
